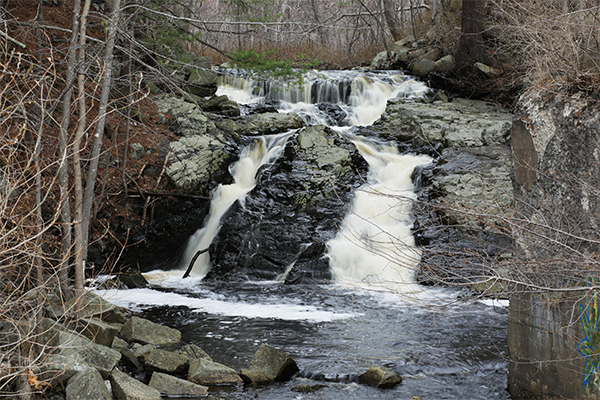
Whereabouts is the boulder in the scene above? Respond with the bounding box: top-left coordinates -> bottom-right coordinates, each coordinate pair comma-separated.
141,348 -> 189,375
201,94 -> 241,117
243,344 -> 299,382
118,266 -> 148,289
177,344 -> 212,361
373,98 -> 513,148
110,368 -> 161,400
239,368 -> 271,385
434,55 -> 456,73
475,62 -> 501,78
149,372 -> 208,396
77,317 -> 119,347
66,368 -> 111,400
371,51 -> 389,69
43,319 -> 121,378
119,316 -> 181,346
187,358 -> 243,386
154,95 -> 217,136
186,68 -> 218,97
410,58 -> 435,76
34,354 -> 89,385
239,112 -> 305,136
358,365 -> 402,389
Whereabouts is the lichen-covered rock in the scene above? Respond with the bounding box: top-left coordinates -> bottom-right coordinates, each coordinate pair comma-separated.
119,316 -> 181,346
239,112 -> 305,136
77,317 -> 119,347
66,368 -> 111,400
111,368 -> 161,400
187,358 -> 243,386
244,344 -> 299,382
374,98 -> 513,148
177,344 -> 212,361
358,365 -> 402,389
149,372 -> 208,396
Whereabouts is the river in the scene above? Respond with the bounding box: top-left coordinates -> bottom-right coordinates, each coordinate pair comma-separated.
99,70 -> 511,399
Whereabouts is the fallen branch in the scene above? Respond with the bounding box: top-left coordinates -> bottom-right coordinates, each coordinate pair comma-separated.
182,248 -> 208,278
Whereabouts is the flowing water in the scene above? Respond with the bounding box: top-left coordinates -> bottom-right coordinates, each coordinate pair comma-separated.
97,70 -> 510,399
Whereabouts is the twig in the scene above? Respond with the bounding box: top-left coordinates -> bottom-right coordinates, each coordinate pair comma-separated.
182,248 -> 208,278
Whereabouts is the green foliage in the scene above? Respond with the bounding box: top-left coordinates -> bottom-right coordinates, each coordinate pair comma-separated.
229,49 -> 320,83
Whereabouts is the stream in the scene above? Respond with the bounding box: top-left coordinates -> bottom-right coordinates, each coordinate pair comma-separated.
99,70 -> 511,399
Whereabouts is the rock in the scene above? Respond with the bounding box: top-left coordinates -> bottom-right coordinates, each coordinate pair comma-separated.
239,112 -> 305,136
434,55 -> 456,73
207,126 -> 367,283
239,368 -> 271,384
77,317 -> 119,347
111,336 -> 128,350
119,316 -> 181,346
120,347 -> 143,372
43,319 -> 121,378
141,348 -> 189,375
431,146 -> 513,231
374,98 -> 513,148
291,384 -> 326,393
153,95 -> 217,136
358,365 -> 402,389
34,354 -> 89,385
244,344 -> 299,382
410,58 -> 435,76
110,368 -> 161,400
148,372 -> 208,396
475,62 -> 501,79
66,368 -> 111,400
59,290 -> 129,324
433,90 -> 449,103
129,143 -> 144,160
371,51 -> 389,69
186,68 -> 218,97
201,94 -> 241,117
118,266 -> 148,289
177,344 -> 212,361
187,358 -> 243,386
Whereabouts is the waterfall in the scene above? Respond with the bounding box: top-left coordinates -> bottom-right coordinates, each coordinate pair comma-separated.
326,140 -> 432,292
180,133 -> 291,277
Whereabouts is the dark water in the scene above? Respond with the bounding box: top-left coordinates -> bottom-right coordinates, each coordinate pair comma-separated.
136,281 -> 510,400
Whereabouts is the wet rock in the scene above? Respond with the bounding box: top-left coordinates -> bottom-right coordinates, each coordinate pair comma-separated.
141,348 -> 189,375
358,365 -> 402,389
244,344 -> 299,382
291,384 -> 326,393
119,316 -> 181,346
208,125 -> 367,283
149,372 -> 208,396
118,266 -> 148,289
187,358 -> 243,386
239,112 -> 305,136
111,368 -> 162,400
66,368 -> 111,400
374,98 -> 513,148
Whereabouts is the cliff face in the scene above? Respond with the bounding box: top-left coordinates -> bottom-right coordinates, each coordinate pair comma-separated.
508,89 -> 600,399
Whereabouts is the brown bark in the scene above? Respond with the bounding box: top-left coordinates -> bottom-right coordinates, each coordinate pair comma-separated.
456,0 -> 486,67
382,0 -> 402,42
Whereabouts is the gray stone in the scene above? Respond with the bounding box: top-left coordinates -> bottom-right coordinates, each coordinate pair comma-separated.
434,55 -> 456,73
202,94 -> 241,117
186,68 -> 218,97
177,344 -> 212,361
187,358 -> 243,386
239,112 -> 305,136
43,319 -> 121,378
409,58 -> 435,76
119,316 -> 181,346
153,95 -> 217,136
149,372 -> 208,396
141,348 -> 189,375
77,317 -> 119,347
129,143 -> 144,160
245,344 -> 299,382
239,368 -> 271,384
66,368 -> 111,400
431,146 -> 514,231
120,347 -> 143,371
358,365 -> 402,389
111,336 -> 128,350
110,368 -> 161,400
34,354 -> 89,385
374,98 -> 513,148
475,62 -> 501,78
371,51 -> 389,69
296,126 -> 351,177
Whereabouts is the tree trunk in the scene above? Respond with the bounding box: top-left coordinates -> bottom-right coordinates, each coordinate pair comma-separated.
81,0 -> 122,261
382,0 -> 402,42
456,0 -> 486,67
72,0 -> 91,296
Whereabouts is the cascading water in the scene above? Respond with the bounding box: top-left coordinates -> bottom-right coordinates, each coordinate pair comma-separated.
97,70 -> 511,400
180,133 -> 291,278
